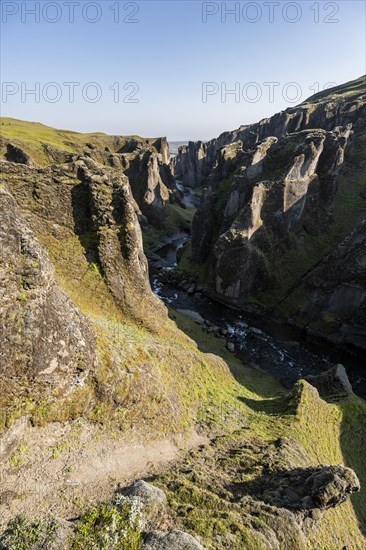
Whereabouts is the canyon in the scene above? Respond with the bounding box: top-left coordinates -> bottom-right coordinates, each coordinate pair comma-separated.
175,76 -> 366,356
0,76 -> 365,549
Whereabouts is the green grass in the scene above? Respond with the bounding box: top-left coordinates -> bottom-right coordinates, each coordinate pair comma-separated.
0,117 -> 149,166
72,497 -> 142,550
176,242 -> 209,282
0,516 -> 60,550
0,196 -> 285,435
0,497 -> 143,550
302,75 -> 366,105
153,381 -> 366,550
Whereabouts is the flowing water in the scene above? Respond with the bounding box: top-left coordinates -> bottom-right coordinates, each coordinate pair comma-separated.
150,185 -> 366,398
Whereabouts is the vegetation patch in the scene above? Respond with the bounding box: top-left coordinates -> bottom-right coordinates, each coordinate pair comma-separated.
73,496 -> 143,550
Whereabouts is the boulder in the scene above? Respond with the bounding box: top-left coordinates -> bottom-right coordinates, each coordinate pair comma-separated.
76,158 -> 167,329
179,76 -> 366,353
226,342 -> 235,353
124,480 -> 167,530
259,464 -> 360,510
0,416 -> 28,460
176,309 -> 205,324
48,518 -> 75,550
303,465 -> 360,510
305,364 -> 353,400
143,530 -> 205,550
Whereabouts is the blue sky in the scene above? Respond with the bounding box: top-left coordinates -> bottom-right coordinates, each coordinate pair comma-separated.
1,1 -> 365,140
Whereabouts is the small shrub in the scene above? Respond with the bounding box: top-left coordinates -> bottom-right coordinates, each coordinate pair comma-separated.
9,445 -> 26,468
72,495 -> 142,550
0,516 -> 58,550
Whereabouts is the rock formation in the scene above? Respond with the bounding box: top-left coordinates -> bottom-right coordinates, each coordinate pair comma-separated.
176,76 -> 366,350
143,530 -> 205,549
0,187 -> 97,421
305,364 -> 353,401
301,220 -> 366,350
0,129 -> 176,229
0,140 -> 170,328
0,130 -> 175,426
175,76 -> 365,189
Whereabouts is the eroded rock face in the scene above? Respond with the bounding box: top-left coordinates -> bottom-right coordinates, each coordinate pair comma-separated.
195,127 -> 351,302
76,157 -> 165,324
1,133 -> 176,229
0,156 -> 166,331
0,188 -> 97,406
183,77 -> 366,349
124,148 -> 175,224
302,220 -> 366,348
305,364 -> 353,400
103,136 -> 176,225
5,143 -> 36,167
175,76 -> 365,189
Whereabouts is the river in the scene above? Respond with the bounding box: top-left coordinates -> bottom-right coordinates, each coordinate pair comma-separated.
149,186 -> 366,399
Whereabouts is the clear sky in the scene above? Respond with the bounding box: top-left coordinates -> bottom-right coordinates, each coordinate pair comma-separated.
1,0 -> 365,141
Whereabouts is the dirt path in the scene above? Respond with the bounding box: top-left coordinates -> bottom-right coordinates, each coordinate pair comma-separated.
0,418 -> 208,528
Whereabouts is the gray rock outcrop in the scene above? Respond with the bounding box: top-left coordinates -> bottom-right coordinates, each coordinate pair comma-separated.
175,76 -> 365,189
257,464 -> 360,510
124,480 -> 167,530
305,364 -> 353,400
302,220 -> 366,349
5,143 -> 36,167
0,187 -> 97,411
143,530 -> 205,550
176,76 -> 366,351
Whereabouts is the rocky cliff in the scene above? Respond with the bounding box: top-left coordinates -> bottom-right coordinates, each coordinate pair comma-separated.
0,119 -> 176,228
0,156 -> 165,330
0,122 -> 178,429
178,76 -> 366,350
175,76 -> 365,188
300,219 -> 366,350
1,114 -> 365,549
0,187 -> 97,416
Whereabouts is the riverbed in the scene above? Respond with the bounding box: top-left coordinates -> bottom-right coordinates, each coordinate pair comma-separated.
149,225 -> 366,399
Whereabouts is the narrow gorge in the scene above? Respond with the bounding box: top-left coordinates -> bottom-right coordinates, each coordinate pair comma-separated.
0,76 -> 365,550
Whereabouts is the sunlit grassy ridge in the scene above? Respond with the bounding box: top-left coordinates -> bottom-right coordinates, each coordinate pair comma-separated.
153,381 -> 366,549
40,224 -> 366,548
301,75 -> 366,105
0,117 -> 151,166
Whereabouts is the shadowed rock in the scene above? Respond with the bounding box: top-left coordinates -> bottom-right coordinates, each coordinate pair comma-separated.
247,464 -> 360,511
176,76 -> 366,352
305,364 -> 353,401
5,143 -> 36,167
0,188 -> 97,408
